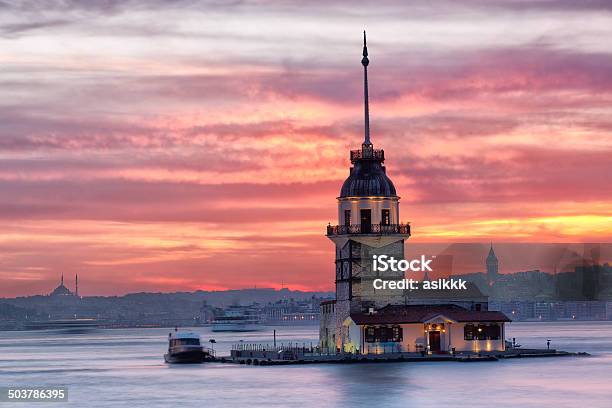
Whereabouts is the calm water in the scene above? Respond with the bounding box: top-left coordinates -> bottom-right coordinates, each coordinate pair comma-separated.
1,322 -> 611,408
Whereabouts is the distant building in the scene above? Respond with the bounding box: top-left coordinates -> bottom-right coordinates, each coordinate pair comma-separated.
486,244 -> 499,285
261,298 -> 321,323
49,274 -> 77,297
534,302 -> 553,320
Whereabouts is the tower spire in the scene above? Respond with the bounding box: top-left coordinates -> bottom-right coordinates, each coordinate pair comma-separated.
361,30 -> 371,146
61,273 -> 64,286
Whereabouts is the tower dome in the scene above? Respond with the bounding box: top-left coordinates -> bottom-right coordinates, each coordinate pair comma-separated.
339,147 -> 397,198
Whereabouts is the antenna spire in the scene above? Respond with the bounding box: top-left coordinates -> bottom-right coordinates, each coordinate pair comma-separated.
361,30 -> 371,146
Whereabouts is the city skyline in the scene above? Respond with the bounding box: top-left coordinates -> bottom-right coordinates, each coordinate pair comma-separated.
2,1 -> 612,296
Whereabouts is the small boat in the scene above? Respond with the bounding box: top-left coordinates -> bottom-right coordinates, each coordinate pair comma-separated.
212,306 -> 262,332
164,330 -> 212,364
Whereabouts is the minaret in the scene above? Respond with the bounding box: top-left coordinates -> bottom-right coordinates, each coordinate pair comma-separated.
322,33 -> 411,352
486,243 -> 499,285
75,273 -> 79,297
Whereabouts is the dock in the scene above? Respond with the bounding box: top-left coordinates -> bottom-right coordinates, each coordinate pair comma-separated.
210,343 -> 589,366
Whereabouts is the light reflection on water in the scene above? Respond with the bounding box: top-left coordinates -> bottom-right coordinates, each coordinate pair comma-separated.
1,322 -> 611,408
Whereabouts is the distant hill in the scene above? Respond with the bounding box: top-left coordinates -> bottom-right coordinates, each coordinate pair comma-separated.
0,288 -> 335,330
115,288 -> 334,307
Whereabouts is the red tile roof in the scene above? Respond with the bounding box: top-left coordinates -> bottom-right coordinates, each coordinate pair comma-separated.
350,304 -> 511,325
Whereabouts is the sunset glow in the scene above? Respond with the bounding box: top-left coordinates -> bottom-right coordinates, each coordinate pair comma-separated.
1,1 -> 611,296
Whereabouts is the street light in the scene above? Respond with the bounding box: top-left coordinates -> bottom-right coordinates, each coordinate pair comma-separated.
209,338 -> 216,354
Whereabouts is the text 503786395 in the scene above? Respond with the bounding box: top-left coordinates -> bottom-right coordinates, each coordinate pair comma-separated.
0,387 -> 68,402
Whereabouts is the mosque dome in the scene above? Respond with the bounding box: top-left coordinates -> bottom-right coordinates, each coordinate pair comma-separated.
50,284 -> 73,296
49,275 -> 74,296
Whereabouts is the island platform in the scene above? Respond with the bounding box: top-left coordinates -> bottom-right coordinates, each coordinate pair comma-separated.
208,343 -> 589,366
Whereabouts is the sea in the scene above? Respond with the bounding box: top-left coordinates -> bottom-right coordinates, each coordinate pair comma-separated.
1,321 -> 611,408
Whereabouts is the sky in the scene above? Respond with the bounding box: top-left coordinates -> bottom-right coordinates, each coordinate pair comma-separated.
1,0 -> 611,296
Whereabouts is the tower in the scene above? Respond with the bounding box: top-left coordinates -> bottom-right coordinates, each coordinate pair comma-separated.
486,243 -> 499,284
325,32 -> 411,350
75,273 -> 79,297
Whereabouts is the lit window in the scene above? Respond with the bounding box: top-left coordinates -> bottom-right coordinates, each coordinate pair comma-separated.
464,324 -> 500,340
381,209 -> 390,226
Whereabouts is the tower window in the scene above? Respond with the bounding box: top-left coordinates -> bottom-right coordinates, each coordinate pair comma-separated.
344,210 -> 351,226
381,209 -> 390,225
360,209 -> 371,233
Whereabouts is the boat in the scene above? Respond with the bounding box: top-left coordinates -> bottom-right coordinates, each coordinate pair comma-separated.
164,330 -> 212,364
212,306 -> 262,332
22,318 -> 99,334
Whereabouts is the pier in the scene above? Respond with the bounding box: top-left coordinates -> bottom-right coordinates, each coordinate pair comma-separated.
211,343 -> 589,366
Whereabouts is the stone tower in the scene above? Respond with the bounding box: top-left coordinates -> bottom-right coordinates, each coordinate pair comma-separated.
324,32 -> 411,349
486,243 -> 499,284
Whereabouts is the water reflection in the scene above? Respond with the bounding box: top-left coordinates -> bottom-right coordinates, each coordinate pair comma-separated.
0,323 -> 611,408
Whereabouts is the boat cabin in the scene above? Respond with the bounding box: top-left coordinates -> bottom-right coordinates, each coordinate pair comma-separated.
168,331 -> 202,347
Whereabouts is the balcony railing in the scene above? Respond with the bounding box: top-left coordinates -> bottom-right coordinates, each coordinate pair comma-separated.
350,148 -> 384,162
326,223 -> 411,236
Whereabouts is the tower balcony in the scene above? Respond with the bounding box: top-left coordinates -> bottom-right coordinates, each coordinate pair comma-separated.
326,223 -> 410,237
350,147 -> 384,163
